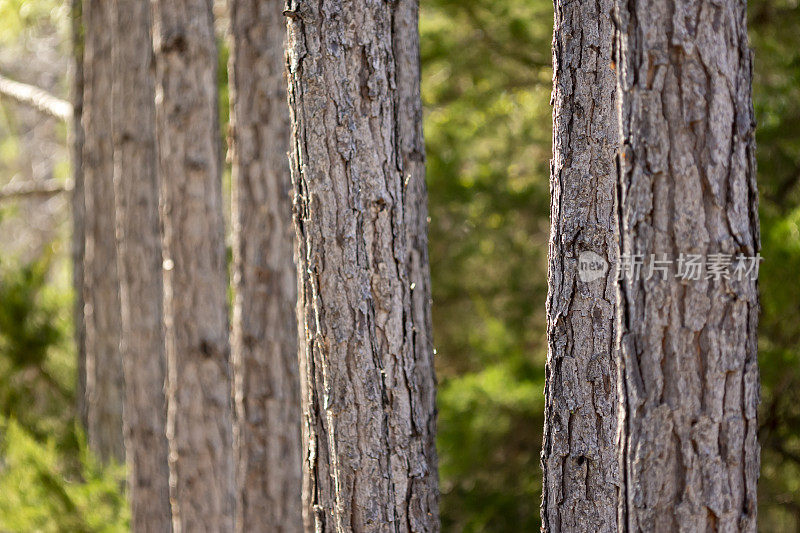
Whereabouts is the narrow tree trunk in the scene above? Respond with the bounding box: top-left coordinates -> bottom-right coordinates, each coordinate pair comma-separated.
110,0 -> 172,530
541,0 -> 619,530
70,0 -> 87,430
227,1 -> 302,531
286,0 -> 439,530
82,0 -> 125,464
614,0 -> 760,530
151,1 -> 235,530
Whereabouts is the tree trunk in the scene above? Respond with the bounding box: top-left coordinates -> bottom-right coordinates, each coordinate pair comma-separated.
541,0 -> 619,530
70,0 -> 87,431
82,0 -> 125,465
285,0 -> 440,530
110,0 -> 172,530
227,1 -> 302,531
151,0 -> 235,531
614,0 -> 760,530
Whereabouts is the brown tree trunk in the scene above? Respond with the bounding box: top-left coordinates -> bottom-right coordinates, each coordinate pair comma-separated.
110,0 -> 172,530
286,0 -> 440,530
614,0 -> 760,530
227,1 -> 302,531
541,0 -> 619,530
151,0 -> 235,530
70,0 -> 87,431
82,0 -> 125,464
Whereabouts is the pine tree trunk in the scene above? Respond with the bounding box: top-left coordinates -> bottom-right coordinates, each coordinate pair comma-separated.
151,0 -> 235,530
227,1 -> 302,531
614,0 -> 760,530
541,0 -> 619,530
70,0 -> 87,431
286,0 -> 439,530
110,0 -> 172,530
82,0 -> 125,465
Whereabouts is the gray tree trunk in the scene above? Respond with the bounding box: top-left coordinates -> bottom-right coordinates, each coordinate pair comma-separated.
227,1 -> 302,531
82,0 -> 125,465
541,0 -> 619,530
110,0 -> 172,530
151,0 -> 235,531
70,0 -> 87,431
614,0 -> 760,530
285,1 -> 439,530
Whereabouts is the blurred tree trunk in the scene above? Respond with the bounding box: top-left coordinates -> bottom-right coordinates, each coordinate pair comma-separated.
541,0 -> 619,530
151,0 -> 235,531
70,0 -> 87,431
82,0 -> 125,464
110,0 -> 172,530
227,1 -> 302,531
286,0 -> 439,530
614,0 -> 760,530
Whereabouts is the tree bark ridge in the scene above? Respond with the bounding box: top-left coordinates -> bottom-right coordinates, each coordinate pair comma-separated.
285,0 -> 440,529
541,0 -> 620,530
228,0 -> 302,530
82,0 -> 125,465
152,0 -> 235,530
613,0 -> 760,529
111,0 -> 173,529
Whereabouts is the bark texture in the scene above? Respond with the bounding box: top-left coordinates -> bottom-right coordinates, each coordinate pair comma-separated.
285,0 -> 440,530
541,0 -> 619,530
614,0 -> 760,530
228,1 -> 302,531
71,0 -> 87,431
82,0 -> 125,464
111,0 -> 172,530
152,0 -> 235,530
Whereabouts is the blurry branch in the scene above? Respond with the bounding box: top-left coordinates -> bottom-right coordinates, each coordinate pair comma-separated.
0,179 -> 74,200
0,74 -> 72,121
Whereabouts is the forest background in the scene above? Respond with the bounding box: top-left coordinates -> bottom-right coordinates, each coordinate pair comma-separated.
0,0 -> 797,530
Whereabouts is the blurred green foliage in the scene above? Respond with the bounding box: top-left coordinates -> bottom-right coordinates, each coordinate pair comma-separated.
0,0 -> 799,531
420,0 -> 552,529
750,0 -> 800,529
0,0 -> 66,46
0,419 -> 128,532
0,256 -> 128,531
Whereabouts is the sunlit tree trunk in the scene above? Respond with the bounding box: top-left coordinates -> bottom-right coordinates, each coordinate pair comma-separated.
540,0 -> 619,530
110,0 -> 172,530
82,0 -> 125,464
286,0 -> 439,530
151,0 -> 235,530
614,0 -> 760,530
227,1 -> 302,531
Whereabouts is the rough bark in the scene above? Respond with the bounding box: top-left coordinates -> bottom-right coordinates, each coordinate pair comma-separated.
613,0 -> 760,530
227,1 -> 302,531
541,0 -> 619,530
151,0 -> 235,530
110,0 -> 173,530
82,0 -> 125,464
285,0 -> 439,530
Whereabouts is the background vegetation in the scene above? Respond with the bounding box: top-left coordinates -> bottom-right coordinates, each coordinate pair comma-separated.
0,0 -> 798,530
